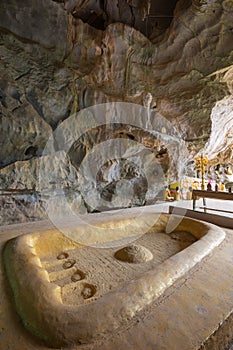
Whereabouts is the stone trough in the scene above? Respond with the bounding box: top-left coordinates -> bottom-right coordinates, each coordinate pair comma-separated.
3,213 -> 225,347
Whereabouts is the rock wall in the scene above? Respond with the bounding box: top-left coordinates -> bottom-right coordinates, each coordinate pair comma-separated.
204,65 -> 233,164
0,0 -> 233,223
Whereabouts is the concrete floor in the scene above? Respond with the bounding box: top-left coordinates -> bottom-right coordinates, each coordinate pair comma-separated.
0,201 -> 233,350
153,197 -> 233,218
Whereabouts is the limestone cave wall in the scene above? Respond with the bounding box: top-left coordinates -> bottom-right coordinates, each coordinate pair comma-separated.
0,0 -> 233,223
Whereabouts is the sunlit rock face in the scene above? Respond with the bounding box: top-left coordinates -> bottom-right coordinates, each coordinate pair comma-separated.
203,66 -> 233,166
205,96 -> 233,163
0,0 -> 233,221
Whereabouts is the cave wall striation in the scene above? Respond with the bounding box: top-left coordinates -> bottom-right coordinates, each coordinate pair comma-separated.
0,0 -> 233,222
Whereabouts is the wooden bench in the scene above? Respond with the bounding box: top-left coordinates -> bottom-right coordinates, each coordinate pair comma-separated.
192,190 -> 233,212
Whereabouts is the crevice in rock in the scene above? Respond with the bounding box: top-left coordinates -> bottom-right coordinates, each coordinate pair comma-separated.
25,91 -> 44,120
24,146 -> 38,158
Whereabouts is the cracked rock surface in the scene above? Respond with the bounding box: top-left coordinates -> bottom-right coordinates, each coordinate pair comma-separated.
0,0 -> 233,222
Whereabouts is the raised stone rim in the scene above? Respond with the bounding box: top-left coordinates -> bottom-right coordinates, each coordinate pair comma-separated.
3,213 -> 225,347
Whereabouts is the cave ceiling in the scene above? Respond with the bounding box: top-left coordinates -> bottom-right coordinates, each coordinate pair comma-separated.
63,0 -> 180,40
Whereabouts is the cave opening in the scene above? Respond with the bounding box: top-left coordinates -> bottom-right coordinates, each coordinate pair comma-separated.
72,9 -> 106,30
146,0 -> 179,40
68,0 -> 181,40
24,146 -> 38,158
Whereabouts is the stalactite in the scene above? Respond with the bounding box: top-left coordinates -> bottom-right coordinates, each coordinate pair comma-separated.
141,0 -> 151,20
124,47 -> 135,96
126,0 -> 151,20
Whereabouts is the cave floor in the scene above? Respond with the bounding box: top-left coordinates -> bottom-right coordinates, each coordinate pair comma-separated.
0,202 -> 233,350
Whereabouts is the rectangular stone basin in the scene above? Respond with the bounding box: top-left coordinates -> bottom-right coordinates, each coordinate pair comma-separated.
3,213 -> 225,347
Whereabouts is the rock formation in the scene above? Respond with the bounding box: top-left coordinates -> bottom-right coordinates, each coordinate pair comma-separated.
0,0 -> 233,223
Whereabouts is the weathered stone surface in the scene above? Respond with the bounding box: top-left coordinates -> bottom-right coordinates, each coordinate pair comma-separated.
1,0 -> 232,154
0,0 -> 233,221
78,1 -> 233,152
0,103 -> 52,168
0,194 -> 45,225
0,0 -> 67,58
0,152 -> 87,224
66,117 -> 183,209
2,214 -> 226,347
0,151 -> 79,191
64,0 -> 177,38
205,95 -> 233,163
